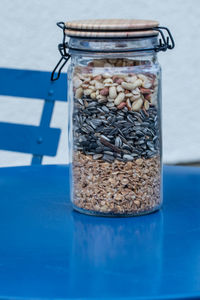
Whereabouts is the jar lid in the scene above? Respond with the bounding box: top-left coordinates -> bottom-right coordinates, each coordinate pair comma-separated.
65,19 -> 159,38
51,20 -> 175,81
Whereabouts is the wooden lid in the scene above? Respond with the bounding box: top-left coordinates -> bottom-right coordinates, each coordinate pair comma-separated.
65,19 -> 159,38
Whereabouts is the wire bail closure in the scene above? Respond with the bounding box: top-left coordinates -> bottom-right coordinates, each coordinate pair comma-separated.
51,22 -> 71,81
51,21 -> 175,81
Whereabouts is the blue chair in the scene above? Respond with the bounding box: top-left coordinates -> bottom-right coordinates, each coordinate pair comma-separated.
0,68 -> 67,164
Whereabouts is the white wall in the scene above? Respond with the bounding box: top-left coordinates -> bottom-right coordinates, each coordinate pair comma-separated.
0,0 -> 200,165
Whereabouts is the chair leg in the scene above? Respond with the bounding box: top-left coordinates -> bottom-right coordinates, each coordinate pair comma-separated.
31,155 -> 43,165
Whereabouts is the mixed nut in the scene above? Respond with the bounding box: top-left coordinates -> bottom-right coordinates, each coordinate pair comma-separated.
71,58 -> 161,216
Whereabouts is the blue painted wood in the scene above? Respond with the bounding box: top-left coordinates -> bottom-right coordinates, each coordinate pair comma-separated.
0,68 -> 67,101
0,68 -> 68,164
39,99 -> 55,128
0,164 -> 199,299
31,155 -> 43,165
31,87 -> 56,164
31,100 -> 55,164
0,122 -> 60,156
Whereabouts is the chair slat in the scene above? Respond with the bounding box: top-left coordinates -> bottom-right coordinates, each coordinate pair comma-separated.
0,122 -> 61,156
0,68 -> 67,102
40,99 -> 55,128
31,88 -> 56,164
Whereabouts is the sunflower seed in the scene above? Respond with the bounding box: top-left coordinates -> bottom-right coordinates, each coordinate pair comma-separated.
100,135 -> 110,142
115,136 -> 122,147
92,119 -> 102,126
89,121 -> 97,129
103,154 -> 115,162
127,115 -> 135,123
147,141 -> 155,151
87,101 -> 97,107
93,154 -> 103,160
102,106 -> 110,113
123,154 -> 134,161
104,151 -> 114,155
95,147 -> 103,153
81,127 -> 89,134
107,116 -> 113,123
77,98 -> 84,105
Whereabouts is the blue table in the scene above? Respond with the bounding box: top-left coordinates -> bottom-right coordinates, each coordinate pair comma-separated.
0,165 -> 200,300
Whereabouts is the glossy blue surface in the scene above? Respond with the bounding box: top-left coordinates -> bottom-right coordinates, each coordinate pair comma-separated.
0,165 -> 200,299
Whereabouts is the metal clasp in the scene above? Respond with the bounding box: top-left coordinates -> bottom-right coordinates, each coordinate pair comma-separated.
51,22 -> 71,81
51,22 -> 175,81
153,26 -> 175,52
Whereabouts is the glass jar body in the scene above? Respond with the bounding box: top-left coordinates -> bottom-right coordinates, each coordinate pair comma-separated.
67,37 -> 162,216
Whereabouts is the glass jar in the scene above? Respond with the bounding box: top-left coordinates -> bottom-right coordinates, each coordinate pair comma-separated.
51,19 -> 174,217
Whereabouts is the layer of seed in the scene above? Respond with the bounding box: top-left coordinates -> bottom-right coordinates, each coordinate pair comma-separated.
73,66 -> 158,112
73,99 -> 159,161
73,152 -> 161,215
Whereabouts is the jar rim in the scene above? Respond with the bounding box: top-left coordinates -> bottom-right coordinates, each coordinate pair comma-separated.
68,36 -> 159,55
